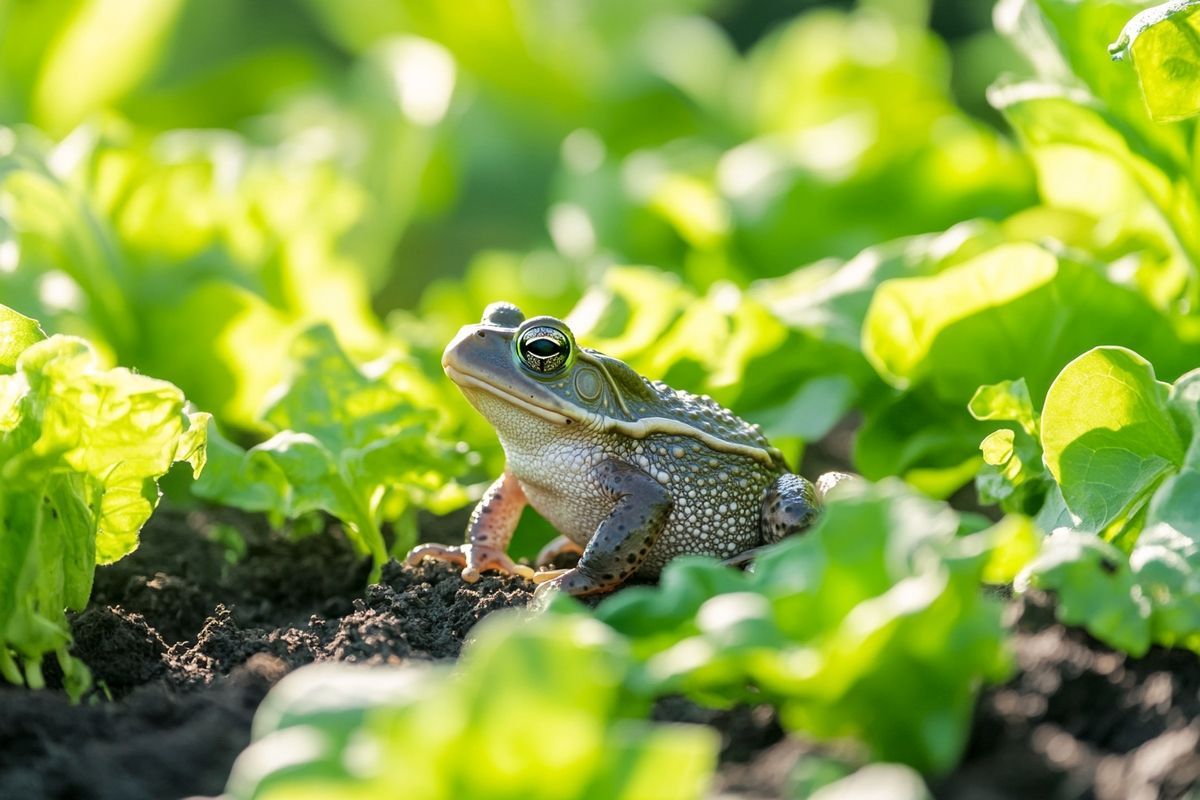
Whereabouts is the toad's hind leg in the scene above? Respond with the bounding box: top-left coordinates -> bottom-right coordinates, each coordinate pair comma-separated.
533,459 -> 672,598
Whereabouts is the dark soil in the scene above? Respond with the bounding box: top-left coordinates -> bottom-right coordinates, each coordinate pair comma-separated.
0,508 -> 1196,800
0,508 -> 532,800
934,593 -> 1200,800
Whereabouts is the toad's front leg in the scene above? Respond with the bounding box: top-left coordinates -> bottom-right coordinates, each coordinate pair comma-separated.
406,471 -> 534,582
534,459 -> 672,599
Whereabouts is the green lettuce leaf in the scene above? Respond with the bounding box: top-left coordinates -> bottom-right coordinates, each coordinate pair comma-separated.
864,243 -> 1189,401
0,306 -> 45,373
225,613 -> 719,800
0,324 -> 207,695
1011,351 -> 1200,655
592,480 -> 1011,773
193,324 -> 468,584
1109,0 -> 1200,122
1041,347 -> 1182,533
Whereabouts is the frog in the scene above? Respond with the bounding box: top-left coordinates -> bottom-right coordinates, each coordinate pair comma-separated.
406,301 -> 850,598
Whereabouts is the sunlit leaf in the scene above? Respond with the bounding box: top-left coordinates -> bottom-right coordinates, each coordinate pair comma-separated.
1110,0 -> 1200,121
0,318 -> 206,695
1041,347 -> 1182,533
227,614 -> 719,800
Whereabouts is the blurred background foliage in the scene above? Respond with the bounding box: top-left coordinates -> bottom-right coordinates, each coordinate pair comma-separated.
3,0 -> 1195,515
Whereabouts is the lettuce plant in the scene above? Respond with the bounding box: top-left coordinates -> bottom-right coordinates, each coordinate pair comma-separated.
225,613 -> 718,800
0,306 -> 207,696
193,324 -> 468,584
0,116 -> 422,433
588,481 -> 1012,773
976,346 -> 1200,655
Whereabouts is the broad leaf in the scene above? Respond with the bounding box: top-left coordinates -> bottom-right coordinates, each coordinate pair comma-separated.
1041,347 -> 1182,533
864,243 -> 1190,402
1110,0 -> 1200,121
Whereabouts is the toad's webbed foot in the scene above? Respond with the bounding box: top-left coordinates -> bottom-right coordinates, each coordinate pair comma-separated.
405,543 -> 535,583
531,567 -> 628,600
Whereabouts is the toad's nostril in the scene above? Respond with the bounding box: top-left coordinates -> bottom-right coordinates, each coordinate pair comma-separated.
476,331 -> 486,338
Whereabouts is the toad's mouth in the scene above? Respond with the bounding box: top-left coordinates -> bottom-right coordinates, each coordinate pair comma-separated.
444,364 -> 580,427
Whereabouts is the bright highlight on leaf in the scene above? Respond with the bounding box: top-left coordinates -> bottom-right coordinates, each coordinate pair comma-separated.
0,307 -> 46,375
1041,347 -> 1182,533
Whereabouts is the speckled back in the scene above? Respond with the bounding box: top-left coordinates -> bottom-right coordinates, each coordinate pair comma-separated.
581,350 -> 789,472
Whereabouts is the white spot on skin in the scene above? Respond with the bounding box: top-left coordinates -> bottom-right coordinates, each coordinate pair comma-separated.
672,446 -> 686,458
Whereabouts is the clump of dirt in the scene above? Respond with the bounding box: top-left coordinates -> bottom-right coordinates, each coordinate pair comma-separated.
163,559 -> 533,689
88,507 -> 371,644
1,507 -> 1197,800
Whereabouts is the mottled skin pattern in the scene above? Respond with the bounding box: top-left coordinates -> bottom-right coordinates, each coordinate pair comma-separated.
406,302 -> 830,597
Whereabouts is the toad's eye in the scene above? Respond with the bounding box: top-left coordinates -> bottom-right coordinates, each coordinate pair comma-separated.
518,326 -> 570,373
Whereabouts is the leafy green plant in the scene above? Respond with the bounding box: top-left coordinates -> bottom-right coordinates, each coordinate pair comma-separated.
972,347 -> 1200,655
0,305 -> 207,696
193,324 -> 468,584
859,240 -> 1198,492
548,2 -> 1032,286
587,480 -> 1012,773
225,612 -> 718,800
994,0 -> 1200,302
0,123 -> 397,432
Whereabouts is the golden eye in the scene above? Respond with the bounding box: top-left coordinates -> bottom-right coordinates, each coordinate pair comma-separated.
518,326 -> 570,373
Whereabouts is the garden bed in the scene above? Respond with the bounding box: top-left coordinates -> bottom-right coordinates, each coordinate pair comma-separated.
0,508 -> 1196,800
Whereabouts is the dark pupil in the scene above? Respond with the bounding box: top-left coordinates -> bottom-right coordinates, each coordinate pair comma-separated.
526,337 -> 561,357
520,328 -> 569,372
